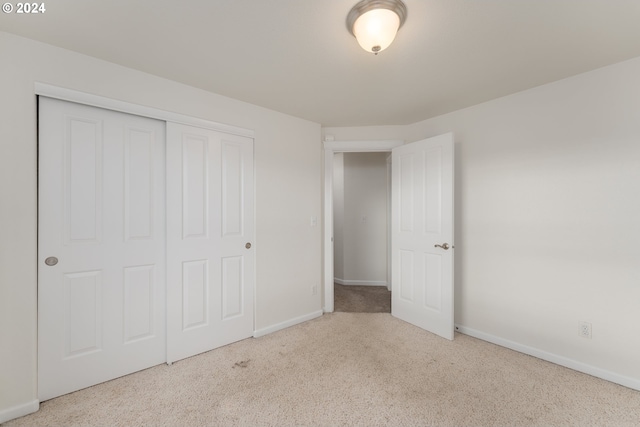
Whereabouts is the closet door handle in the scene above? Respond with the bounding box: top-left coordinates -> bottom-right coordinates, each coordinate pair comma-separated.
245,242 -> 252,249
44,256 -> 59,266
434,243 -> 450,250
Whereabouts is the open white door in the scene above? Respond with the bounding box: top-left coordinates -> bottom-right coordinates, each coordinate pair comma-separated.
166,123 -> 254,363
391,133 -> 454,340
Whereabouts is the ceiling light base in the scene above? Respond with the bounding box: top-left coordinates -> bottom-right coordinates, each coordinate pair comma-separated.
347,0 -> 407,54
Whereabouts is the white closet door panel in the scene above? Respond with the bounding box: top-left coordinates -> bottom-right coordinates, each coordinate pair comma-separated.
123,265 -> 156,343
222,256 -> 243,319
167,123 -> 254,363
182,259 -> 210,329
182,134 -> 210,239
65,116 -> 103,243
222,141 -> 243,236
219,134 -> 254,345
124,128 -> 155,240
38,97 -> 166,401
64,270 -> 103,356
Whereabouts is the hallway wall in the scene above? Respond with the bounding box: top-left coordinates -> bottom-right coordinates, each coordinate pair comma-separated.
333,152 -> 388,286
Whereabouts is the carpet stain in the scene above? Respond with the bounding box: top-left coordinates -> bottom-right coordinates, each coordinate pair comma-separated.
233,359 -> 250,369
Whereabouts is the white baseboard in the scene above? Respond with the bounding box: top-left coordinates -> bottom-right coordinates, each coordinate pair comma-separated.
455,324 -> 640,392
253,310 -> 323,338
0,399 -> 39,424
334,278 -> 388,287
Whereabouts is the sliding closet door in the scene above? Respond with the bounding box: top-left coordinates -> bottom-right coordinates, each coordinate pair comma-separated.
166,123 -> 254,363
38,97 -> 166,400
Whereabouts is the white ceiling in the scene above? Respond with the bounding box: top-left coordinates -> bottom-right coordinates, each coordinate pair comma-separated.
2,0 -> 640,126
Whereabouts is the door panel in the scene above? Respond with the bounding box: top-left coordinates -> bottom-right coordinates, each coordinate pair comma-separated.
64,270 -> 102,357
38,97 -> 166,400
183,135 -> 210,239
222,141 -> 244,236
391,133 -> 454,340
183,259 -> 209,329
124,128 -> 156,240
65,116 -> 102,243
221,256 -> 243,319
167,123 -> 254,363
123,265 -> 155,342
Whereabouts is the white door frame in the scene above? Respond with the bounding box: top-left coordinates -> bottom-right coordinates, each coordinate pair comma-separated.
323,139 -> 404,312
35,83 -> 254,139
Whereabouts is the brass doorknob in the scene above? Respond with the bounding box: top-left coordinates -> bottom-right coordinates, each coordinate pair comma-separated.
434,243 -> 450,250
245,242 -> 251,249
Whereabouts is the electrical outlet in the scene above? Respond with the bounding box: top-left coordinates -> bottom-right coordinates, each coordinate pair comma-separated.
579,321 -> 592,339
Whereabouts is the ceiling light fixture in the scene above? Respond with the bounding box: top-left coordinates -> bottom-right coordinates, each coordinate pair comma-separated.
347,0 -> 407,55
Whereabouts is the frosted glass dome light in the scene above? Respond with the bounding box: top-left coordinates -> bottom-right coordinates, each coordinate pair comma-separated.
347,0 -> 407,55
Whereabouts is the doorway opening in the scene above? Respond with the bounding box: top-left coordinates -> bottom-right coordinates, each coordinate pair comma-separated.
332,151 -> 391,313
322,139 -> 404,313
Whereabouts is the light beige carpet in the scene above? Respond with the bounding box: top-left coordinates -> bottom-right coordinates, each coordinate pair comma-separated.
5,313 -> 640,427
334,283 -> 391,313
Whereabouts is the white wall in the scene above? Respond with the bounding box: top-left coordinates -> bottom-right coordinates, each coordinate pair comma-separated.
0,31 -> 322,421
335,153 -> 388,285
323,56 -> 640,389
323,125 -> 406,143
332,153 -> 345,281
